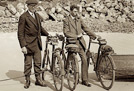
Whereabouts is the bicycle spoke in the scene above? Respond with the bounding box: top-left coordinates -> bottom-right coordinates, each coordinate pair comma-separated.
67,57 -> 79,91
53,54 -> 64,91
98,55 -> 115,90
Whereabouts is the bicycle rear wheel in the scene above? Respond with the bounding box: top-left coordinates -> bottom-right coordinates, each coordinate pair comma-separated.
53,54 -> 64,91
98,55 -> 115,90
67,54 -> 79,91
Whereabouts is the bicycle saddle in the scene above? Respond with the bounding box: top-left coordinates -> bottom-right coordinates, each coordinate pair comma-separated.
65,44 -> 78,48
65,44 -> 79,52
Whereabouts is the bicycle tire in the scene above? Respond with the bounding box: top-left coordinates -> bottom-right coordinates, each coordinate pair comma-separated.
67,54 -> 79,91
53,53 -> 64,91
98,55 -> 115,90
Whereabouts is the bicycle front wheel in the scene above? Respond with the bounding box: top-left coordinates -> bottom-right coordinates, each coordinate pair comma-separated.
67,54 -> 79,91
53,54 -> 64,91
97,55 -> 115,90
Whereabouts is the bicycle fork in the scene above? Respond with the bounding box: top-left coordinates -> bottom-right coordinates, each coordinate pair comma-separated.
95,45 -> 102,71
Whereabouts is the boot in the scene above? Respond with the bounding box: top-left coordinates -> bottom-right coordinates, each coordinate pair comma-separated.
24,76 -> 30,89
81,81 -> 91,87
35,75 -> 47,87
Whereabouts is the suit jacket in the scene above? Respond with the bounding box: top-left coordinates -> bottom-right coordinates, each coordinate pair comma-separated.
63,15 -> 96,50
18,11 -> 49,53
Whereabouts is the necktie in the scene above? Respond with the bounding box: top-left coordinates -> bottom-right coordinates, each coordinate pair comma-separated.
74,18 -> 78,34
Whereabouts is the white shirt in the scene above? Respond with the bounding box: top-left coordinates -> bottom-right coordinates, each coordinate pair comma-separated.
28,10 -> 35,19
71,15 -> 75,20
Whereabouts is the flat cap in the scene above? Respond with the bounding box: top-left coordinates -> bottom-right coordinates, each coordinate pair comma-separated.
26,0 -> 38,5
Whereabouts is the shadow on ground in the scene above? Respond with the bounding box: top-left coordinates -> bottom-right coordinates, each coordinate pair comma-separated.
6,70 -> 34,84
6,70 -> 58,91
88,73 -> 102,88
116,76 -> 134,82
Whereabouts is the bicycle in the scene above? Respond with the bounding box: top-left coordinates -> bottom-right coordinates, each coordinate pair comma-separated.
57,35 -> 80,91
86,36 -> 116,90
42,35 -> 64,91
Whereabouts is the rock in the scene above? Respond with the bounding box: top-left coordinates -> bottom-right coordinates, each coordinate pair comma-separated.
105,2 -> 112,8
127,13 -> 134,22
90,11 -> 99,19
16,3 -> 24,11
0,6 -> 6,11
106,15 -> 116,23
99,13 -> 106,19
56,14 -> 64,21
37,11 -> 49,21
86,7 -> 94,12
0,10 -> 5,17
51,7 -> 56,13
117,16 -> 126,23
123,7 -> 130,14
5,9 -> 12,17
7,4 -> 17,15
55,6 -> 62,13
18,9 -> 25,15
36,5 -> 45,11
100,6 -> 108,14
15,12 -> 21,20
0,1 -> 7,7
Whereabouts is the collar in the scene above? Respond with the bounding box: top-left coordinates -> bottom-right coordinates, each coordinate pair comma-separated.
28,10 -> 35,16
70,15 -> 75,20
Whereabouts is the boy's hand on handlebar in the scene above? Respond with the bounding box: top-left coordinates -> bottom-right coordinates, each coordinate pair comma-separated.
96,35 -> 101,40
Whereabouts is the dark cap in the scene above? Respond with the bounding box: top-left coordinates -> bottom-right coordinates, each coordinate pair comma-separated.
26,0 -> 38,5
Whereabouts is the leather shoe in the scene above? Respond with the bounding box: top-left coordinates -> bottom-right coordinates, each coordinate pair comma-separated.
81,81 -> 91,87
35,79 -> 47,87
24,80 -> 30,89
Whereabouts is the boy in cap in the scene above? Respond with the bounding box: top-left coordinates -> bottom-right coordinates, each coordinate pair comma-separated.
18,0 -> 49,89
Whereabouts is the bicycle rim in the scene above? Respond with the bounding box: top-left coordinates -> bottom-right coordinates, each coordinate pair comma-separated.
53,55 -> 64,91
67,56 -> 79,91
98,55 -> 115,90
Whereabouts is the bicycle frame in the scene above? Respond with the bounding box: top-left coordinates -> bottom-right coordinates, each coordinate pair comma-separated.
42,36 -> 59,72
87,37 -> 107,71
60,37 -> 79,69
87,36 -> 115,90
42,35 -> 65,91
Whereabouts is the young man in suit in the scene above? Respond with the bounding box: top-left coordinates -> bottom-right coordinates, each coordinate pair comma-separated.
63,4 -> 97,87
18,0 -> 49,89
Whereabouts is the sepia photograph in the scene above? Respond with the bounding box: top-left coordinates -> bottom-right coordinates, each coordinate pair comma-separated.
0,0 -> 134,91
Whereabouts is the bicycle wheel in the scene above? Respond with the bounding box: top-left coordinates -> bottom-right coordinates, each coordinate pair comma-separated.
53,54 -> 64,91
97,55 -> 115,90
67,54 -> 79,91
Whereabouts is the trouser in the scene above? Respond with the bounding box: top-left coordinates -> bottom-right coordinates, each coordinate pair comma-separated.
78,45 -> 88,81
67,42 -> 88,82
24,45 -> 42,79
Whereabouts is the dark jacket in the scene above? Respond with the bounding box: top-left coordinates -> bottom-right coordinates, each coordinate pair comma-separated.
18,11 -> 49,53
63,15 -> 96,50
